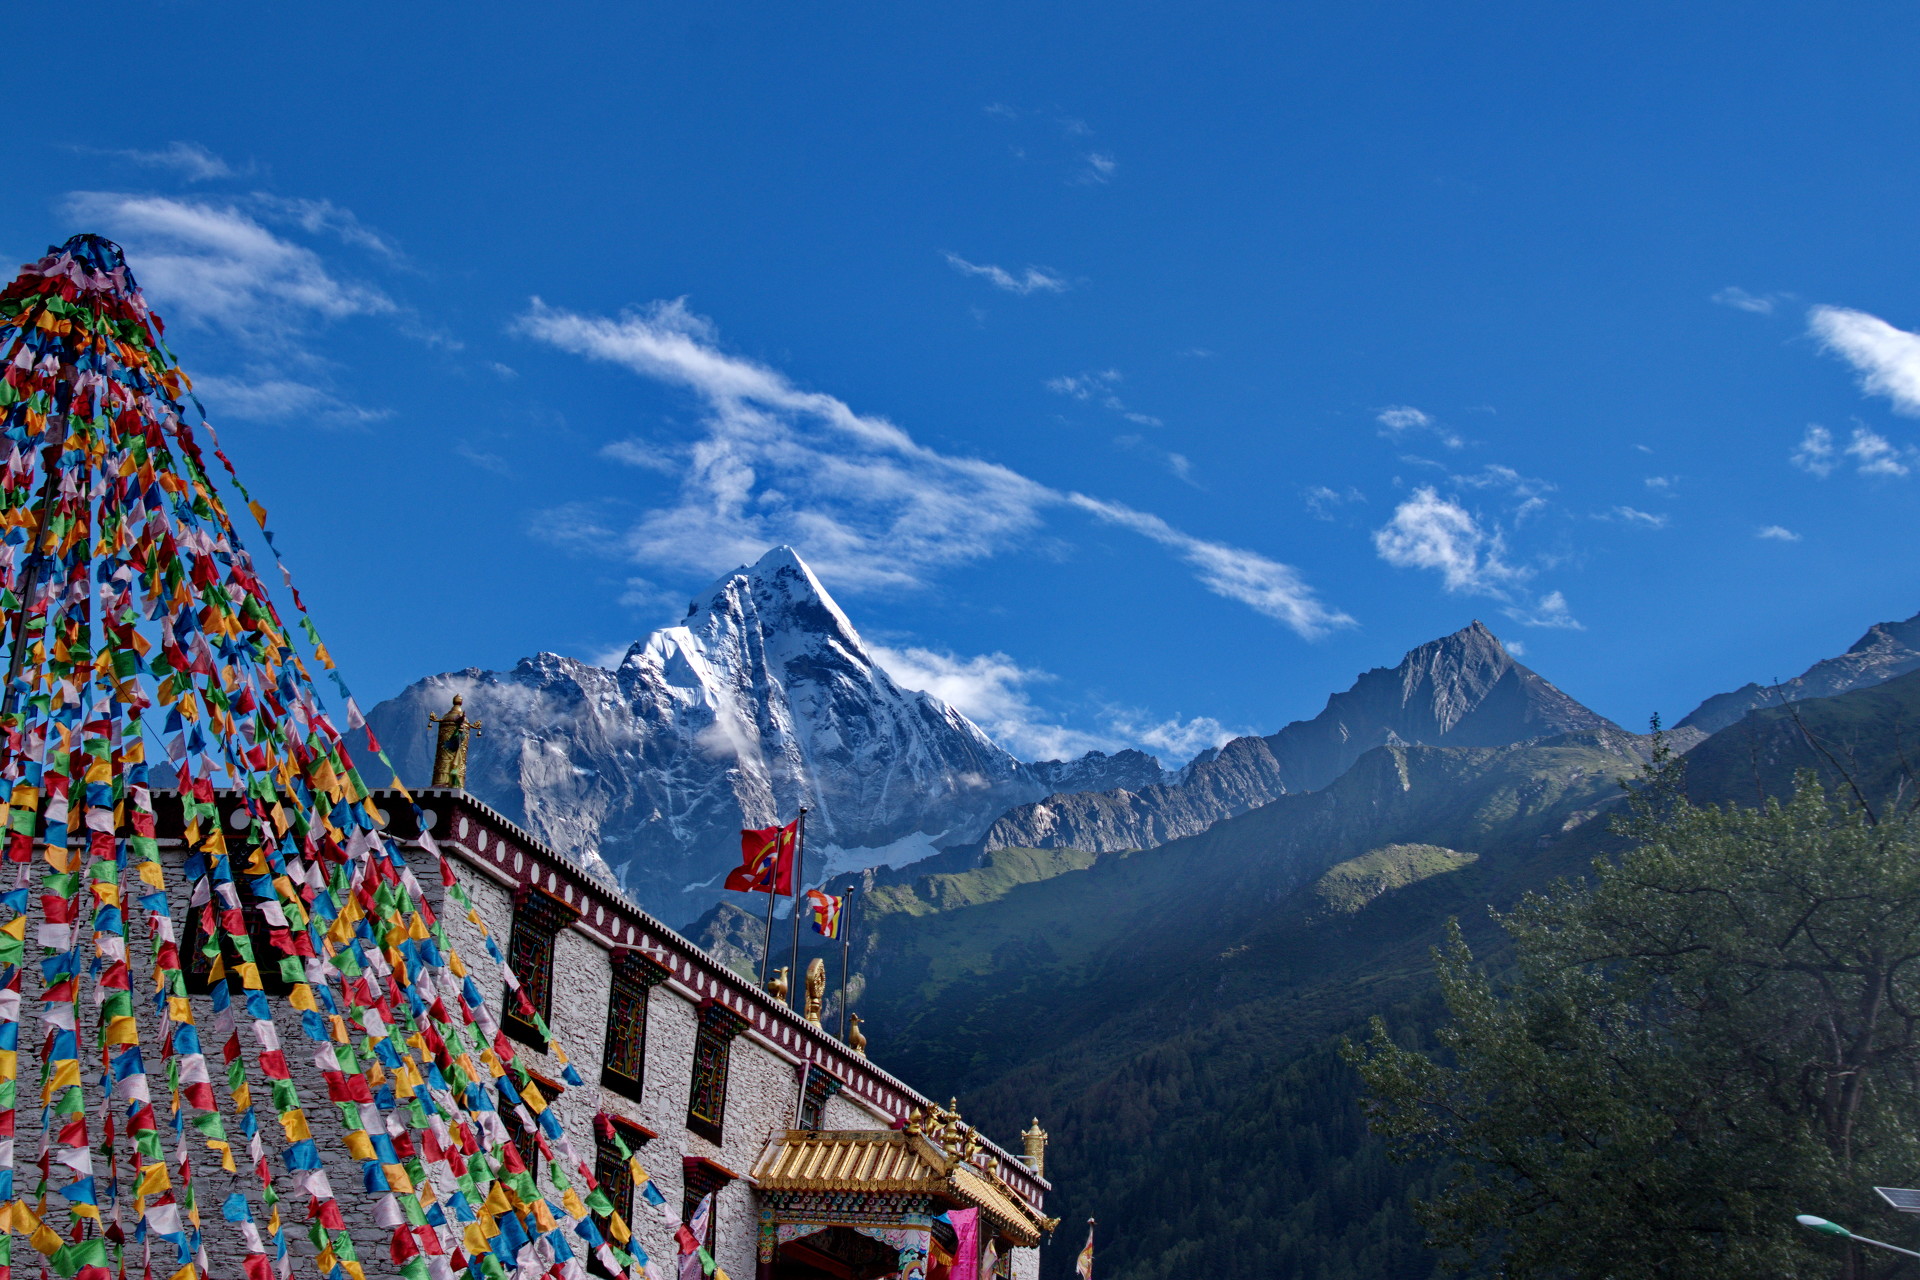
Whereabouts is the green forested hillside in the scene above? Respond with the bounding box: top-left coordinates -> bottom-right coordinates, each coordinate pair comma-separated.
848,675 -> 1920,1279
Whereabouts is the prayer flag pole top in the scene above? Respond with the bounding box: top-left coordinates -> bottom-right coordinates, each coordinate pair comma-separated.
0,234 -> 655,1280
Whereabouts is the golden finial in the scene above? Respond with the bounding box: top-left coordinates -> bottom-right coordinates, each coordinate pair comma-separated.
768,966 -> 790,1002
804,957 -> 826,1027
848,1012 -> 866,1056
429,693 -> 482,789
1021,1117 -> 1048,1177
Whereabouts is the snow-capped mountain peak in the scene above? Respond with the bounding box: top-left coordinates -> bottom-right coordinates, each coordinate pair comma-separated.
366,547 -> 1137,924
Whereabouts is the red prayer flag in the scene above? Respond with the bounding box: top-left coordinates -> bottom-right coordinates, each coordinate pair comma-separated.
725,819 -> 798,895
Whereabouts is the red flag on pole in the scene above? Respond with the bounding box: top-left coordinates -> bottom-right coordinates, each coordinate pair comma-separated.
726,819 -> 798,894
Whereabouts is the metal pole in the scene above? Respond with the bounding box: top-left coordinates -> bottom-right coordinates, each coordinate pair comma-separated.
758,864 -> 778,990
839,883 -> 855,1041
788,807 -> 806,1012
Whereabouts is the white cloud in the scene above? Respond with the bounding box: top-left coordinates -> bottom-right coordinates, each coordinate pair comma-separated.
1372,487 -> 1523,595
1792,425 -> 1837,477
110,142 -> 238,182
190,374 -> 388,427
1846,425 -> 1912,476
517,298 -> 1350,636
1505,590 -> 1583,631
1081,152 -> 1118,183
1712,286 -> 1776,315
1303,485 -> 1364,520
1504,639 -> 1527,657
984,103 -> 1018,120
1067,494 -> 1353,636
1792,423 -> 1915,478
1048,368 -> 1162,427
250,194 -> 403,261
64,192 -> 393,341
1611,506 -> 1669,529
601,438 -> 682,473
1644,475 -> 1676,489
872,644 -> 1105,761
1756,525 -> 1801,541
1373,487 -> 1579,628
942,253 -> 1069,295
1810,305 -> 1920,415
1377,404 -> 1463,449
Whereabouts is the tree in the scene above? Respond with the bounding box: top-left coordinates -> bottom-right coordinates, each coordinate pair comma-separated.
1345,763 -> 1920,1279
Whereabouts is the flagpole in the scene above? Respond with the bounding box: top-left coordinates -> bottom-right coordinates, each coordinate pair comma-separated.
839,883 -> 856,1041
758,863 -> 778,990
789,807 -> 807,1012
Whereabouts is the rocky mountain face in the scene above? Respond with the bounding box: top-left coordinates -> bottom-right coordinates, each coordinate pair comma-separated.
1676,608 -> 1920,736
979,620 -> 1622,854
366,547 -> 1161,925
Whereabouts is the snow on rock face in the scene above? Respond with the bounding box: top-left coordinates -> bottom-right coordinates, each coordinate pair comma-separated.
365,547 -> 1095,925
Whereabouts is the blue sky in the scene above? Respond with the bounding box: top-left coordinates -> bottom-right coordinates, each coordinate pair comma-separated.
8,1 -> 1920,763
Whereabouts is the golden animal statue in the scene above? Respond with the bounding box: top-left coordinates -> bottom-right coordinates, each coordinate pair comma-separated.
768,966 -> 790,1002
848,1012 -> 867,1056
804,957 -> 826,1026
429,694 -> 482,788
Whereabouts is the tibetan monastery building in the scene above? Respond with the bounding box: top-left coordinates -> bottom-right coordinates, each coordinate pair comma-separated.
154,784 -> 1057,1280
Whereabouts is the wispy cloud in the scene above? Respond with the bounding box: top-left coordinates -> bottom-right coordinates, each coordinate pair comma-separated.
871,644 -> 1100,761
1756,525 -> 1801,541
1080,153 -> 1118,184
875,641 -> 1237,763
64,192 -> 398,425
1376,404 -> 1463,449
517,298 -> 1351,638
1712,286 -> 1777,315
942,253 -> 1069,295
1609,506 -> 1669,529
1792,423 -> 1915,478
250,194 -> 403,261
1372,486 -> 1579,628
105,141 -> 241,182
1303,484 -> 1364,520
65,192 -> 393,341
1046,368 -> 1162,426
1810,305 -> 1920,415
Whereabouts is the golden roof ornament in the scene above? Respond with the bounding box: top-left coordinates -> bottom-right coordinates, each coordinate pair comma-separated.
848,1012 -> 867,1056
1020,1117 -> 1048,1177
804,957 -> 827,1026
768,966 -> 790,1002
429,693 -> 482,789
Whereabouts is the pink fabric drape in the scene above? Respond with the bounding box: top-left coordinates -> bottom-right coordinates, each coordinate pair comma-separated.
950,1208 -> 981,1280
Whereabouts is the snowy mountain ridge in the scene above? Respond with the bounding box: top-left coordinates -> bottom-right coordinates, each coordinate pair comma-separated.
365,547 -> 1163,924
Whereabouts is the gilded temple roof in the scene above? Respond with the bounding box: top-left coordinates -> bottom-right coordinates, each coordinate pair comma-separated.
752,1130 -> 1050,1246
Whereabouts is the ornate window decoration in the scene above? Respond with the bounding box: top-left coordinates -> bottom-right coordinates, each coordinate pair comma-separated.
594,1116 -> 656,1227
797,1063 -> 844,1131
181,877 -> 293,996
686,999 -> 749,1144
503,885 -> 579,1048
682,1156 -> 740,1257
601,950 -> 669,1103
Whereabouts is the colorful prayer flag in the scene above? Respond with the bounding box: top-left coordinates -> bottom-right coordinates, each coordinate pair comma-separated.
1076,1220 -> 1095,1280
805,888 -> 842,938
725,820 -> 798,894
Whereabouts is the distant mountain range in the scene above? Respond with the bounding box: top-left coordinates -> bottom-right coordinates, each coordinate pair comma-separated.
1675,609 -> 1920,735
976,620 -> 1621,855
364,547 -> 1163,923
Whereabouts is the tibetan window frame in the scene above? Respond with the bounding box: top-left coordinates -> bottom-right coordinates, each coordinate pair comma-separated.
594,1117 -> 655,1223
181,878 -> 294,997
685,999 -> 749,1144
797,1063 -> 845,1131
503,885 -> 580,1049
600,949 -> 669,1103
681,1156 -> 739,1258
